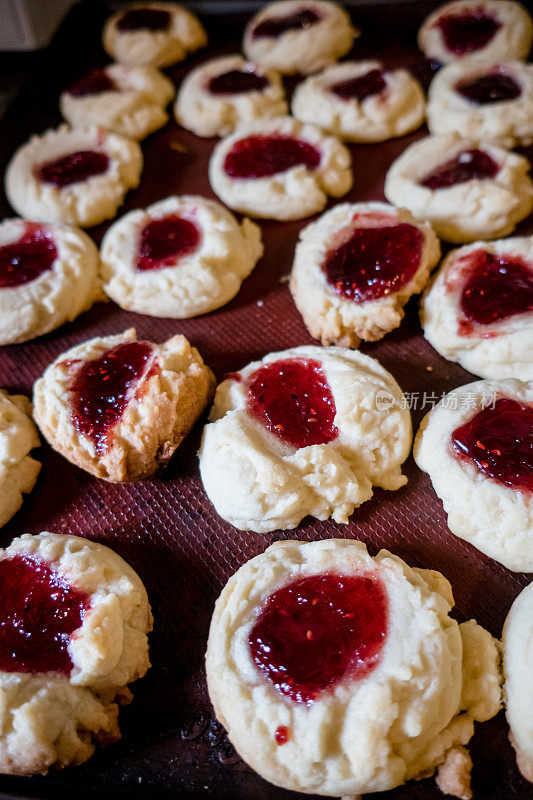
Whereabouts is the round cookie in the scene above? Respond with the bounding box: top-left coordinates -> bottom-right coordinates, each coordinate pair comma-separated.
384,134 -> 533,243
33,329 -> 215,482
0,531 -> 152,775
102,2 -> 207,68
414,379 -> 533,572
209,116 -> 352,221
420,236 -> 533,380
174,54 -> 288,138
5,125 -> 142,228
426,60 -> 533,148
0,392 -> 40,529
100,196 -> 263,318
290,202 -> 441,347
0,219 -> 102,345
418,0 -> 533,64
292,60 -> 425,142
206,538 -> 501,797
199,345 -> 412,533
60,64 -> 174,141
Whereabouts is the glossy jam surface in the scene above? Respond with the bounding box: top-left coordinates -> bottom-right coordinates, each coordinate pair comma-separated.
116,7 -> 171,31
458,249 -> 533,327
136,215 -> 201,271
224,134 -> 321,179
456,70 -> 521,104
0,224 -> 57,289
67,341 -> 156,454
249,573 -> 388,703
246,358 -> 338,449
452,398 -> 533,491
0,554 -> 89,674
330,68 -> 387,102
36,151 -> 109,188
208,69 -> 269,95
437,9 -> 501,55
323,221 -> 423,303
421,149 -> 499,189
275,726 -> 289,744
67,69 -> 117,97
251,7 -> 320,39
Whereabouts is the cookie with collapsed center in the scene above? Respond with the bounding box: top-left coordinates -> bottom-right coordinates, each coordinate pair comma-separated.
421,236 -> 533,380
100,196 -> 263,318
414,379 -> 533,571
418,0 -> 533,64
0,531 -> 152,775
209,116 -> 352,221
290,202 -> 440,347
426,60 -> 533,148
384,134 -> 533,243
5,125 -> 142,228
199,346 -> 411,533
33,329 -> 215,482
174,54 -> 288,138
0,392 -> 40,529
292,60 -> 425,142
206,538 -> 501,797
103,2 -> 207,68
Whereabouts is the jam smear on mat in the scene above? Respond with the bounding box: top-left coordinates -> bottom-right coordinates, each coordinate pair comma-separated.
116,7 -> 171,32
67,69 -> 117,97
208,69 -> 269,95
224,134 -> 321,179
437,9 -> 501,55
136,215 -> 201,271
456,70 -> 521,104
421,149 -> 499,189
0,224 -> 57,289
36,151 -> 109,188
330,68 -> 387,102
252,7 -> 321,39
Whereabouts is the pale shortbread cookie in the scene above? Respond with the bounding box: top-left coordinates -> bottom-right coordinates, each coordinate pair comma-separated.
414,379 -> 533,572
0,392 -> 40,529
243,0 -> 357,75
292,60 -> 425,142
503,582 -> 533,782
420,236 -> 533,380
199,346 -> 412,533
418,0 -> 533,64
100,195 -> 263,318
290,202 -> 441,347
0,531 -> 152,775
60,64 -> 174,141
33,329 -> 215,482
209,116 -> 352,221
384,134 -> 533,243
206,538 -> 501,797
103,2 -> 207,68
174,54 -> 288,138
0,219 -> 102,346
426,60 -> 533,148
5,125 -> 142,228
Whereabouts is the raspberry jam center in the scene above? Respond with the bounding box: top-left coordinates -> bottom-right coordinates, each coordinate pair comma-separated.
136,215 -> 201,271
246,358 -> 338,449
323,220 -> 423,303
224,134 -> 321,179
456,71 -> 521,104
67,69 -> 117,97
36,150 -> 109,188
330,68 -> 387,102
437,10 -> 501,55
452,398 -> 533,491
207,69 -> 269,95
0,554 -> 89,674
66,341 -> 157,454
0,224 -> 57,289
249,573 -> 388,704
117,8 -> 171,32
251,7 -> 321,39
421,149 -> 499,189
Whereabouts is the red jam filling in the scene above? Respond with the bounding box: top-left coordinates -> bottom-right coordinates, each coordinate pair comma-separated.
421,149 -> 499,189
275,726 -> 289,744
67,69 -> 117,98
251,7 -> 321,39
66,341 -> 157,454
330,68 -> 387,102
116,7 -> 171,32
246,358 -> 338,449
207,69 -> 269,95
0,224 -> 57,289
436,9 -> 501,55
0,554 -> 89,674
224,134 -> 320,179
36,151 -> 109,188
136,214 -> 201,271
456,70 -> 521,104
452,398 -> 533,491
249,573 -> 388,704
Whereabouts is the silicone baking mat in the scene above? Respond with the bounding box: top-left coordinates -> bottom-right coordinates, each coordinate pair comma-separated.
0,1 -> 530,798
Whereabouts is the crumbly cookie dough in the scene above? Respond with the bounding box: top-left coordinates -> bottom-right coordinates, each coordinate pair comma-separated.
0,392 -> 40,529
100,195 -> 263,318
5,125 -> 142,228
206,538 -> 501,797
0,531 -> 152,775
199,346 -> 412,533
33,329 -> 215,482
290,202 -> 440,347
292,60 -> 425,142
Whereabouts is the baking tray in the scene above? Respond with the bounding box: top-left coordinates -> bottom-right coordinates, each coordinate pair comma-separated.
0,1 -> 531,798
